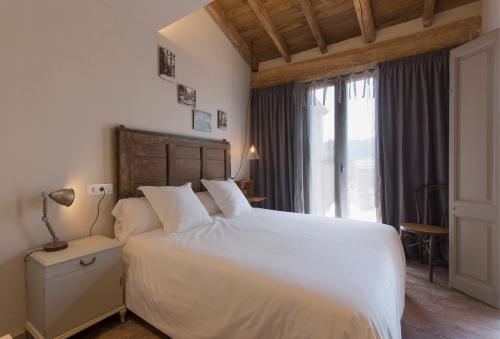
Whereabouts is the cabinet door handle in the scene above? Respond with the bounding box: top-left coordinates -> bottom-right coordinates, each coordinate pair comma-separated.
80,256 -> 96,267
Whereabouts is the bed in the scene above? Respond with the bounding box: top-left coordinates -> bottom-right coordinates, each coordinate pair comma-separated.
115,126 -> 406,339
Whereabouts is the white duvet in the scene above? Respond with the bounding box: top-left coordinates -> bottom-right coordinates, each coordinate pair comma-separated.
122,208 -> 405,339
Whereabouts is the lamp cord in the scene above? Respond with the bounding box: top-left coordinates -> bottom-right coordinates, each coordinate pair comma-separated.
23,248 -> 44,262
232,41 -> 254,180
89,189 -> 106,237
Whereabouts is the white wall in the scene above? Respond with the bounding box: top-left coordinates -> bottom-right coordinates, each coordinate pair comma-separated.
0,1 -> 250,335
482,0 -> 500,33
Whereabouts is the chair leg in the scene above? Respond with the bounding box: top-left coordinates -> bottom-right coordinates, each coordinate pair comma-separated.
419,234 -> 424,264
429,235 -> 434,283
399,229 -> 406,257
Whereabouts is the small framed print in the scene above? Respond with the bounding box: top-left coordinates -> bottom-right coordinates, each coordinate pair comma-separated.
178,84 -> 196,107
217,110 -> 228,130
158,46 -> 175,82
193,109 -> 211,132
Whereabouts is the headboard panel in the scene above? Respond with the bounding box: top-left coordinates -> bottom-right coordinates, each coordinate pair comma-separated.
117,125 -> 231,199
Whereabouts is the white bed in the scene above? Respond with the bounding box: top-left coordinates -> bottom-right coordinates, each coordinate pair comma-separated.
122,208 -> 405,339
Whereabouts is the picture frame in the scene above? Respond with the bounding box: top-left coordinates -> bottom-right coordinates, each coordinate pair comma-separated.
217,110 -> 228,130
193,109 -> 211,132
178,84 -> 196,107
158,46 -> 175,82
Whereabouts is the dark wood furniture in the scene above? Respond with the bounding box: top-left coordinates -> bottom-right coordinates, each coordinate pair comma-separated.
116,125 -> 231,199
246,196 -> 267,205
235,179 -> 267,206
235,179 -> 255,196
399,223 -> 449,283
400,184 -> 449,283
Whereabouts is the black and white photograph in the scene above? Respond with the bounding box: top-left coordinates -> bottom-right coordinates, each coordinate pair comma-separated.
158,46 -> 175,81
178,84 -> 196,107
193,109 -> 211,132
217,110 -> 228,130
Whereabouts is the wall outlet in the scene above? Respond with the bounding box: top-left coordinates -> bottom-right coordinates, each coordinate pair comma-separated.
87,183 -> 114,196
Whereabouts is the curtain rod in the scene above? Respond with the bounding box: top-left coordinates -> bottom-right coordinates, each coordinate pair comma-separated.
299,67 -> 377,85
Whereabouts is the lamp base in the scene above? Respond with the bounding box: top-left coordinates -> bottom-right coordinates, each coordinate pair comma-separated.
43,241 -> 68,252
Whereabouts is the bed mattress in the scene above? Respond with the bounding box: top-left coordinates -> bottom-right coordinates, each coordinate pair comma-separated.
122,208 -> 405,339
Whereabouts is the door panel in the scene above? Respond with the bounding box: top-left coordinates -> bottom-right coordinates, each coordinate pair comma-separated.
456,49 -> 494,203
450,29 -> 500,308
455,217 -> 492,284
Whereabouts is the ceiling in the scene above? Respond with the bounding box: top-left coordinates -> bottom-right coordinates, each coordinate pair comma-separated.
207,0 -> 478,67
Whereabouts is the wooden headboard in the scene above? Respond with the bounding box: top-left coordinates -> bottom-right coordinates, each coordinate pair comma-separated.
116,125 -> 231,199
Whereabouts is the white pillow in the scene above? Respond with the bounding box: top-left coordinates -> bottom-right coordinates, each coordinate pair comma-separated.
200,178 -> 252,218
196,191 -> 221,215
111,197 -> 162,242
139,183 -> 212,235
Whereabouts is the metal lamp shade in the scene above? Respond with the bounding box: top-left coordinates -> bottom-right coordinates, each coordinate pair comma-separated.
49,189 -> 75,207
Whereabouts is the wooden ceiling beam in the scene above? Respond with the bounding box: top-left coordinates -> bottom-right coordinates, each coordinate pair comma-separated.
205,1 -> 259,71
298,0 -> 327,53
252,16 -> 481,89
422,0 -> 436,27
246,0 -> 291,62
353,0 -> 376,43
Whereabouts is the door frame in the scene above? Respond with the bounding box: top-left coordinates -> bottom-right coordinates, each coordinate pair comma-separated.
449,29 -> 500,308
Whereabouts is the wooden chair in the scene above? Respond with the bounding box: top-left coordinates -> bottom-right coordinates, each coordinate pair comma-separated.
400,185 -> 449,283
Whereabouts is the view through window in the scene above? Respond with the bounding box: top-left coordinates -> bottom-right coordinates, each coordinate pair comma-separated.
309,85 -> 336,217
345,77 -> 376,221
309,76 -> 377,222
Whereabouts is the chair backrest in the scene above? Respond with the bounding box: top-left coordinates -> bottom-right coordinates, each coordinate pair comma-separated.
415,184 -> 449,227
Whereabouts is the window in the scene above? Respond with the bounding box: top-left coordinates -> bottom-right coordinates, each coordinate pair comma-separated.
309,75 -> 377,222
344,77 -> 377,221
309,85 -> 336,217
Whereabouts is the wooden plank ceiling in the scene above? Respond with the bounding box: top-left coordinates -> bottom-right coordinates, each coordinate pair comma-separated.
206,0 -> 478,69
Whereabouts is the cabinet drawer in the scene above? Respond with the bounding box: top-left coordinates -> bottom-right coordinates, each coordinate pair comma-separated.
45,252 -> 123,338
44,247 -> 121,280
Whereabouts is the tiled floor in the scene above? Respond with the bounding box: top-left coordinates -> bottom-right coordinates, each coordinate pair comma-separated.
74,262 -> 500,339
402,262 -> 500,338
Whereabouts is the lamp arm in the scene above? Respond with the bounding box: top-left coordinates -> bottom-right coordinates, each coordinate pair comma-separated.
42,192 -> 59,242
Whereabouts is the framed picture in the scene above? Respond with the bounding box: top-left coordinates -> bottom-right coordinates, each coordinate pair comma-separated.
158,46 -> 175,82
178,84 -> 196,107
217,110 -> 228,130
193,109 -> 211,132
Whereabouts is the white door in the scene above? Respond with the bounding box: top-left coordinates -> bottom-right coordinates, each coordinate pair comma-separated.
449,29 -> 500,308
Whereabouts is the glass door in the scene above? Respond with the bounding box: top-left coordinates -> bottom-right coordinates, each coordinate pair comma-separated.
309,85 -> 336,217
309,75 -> 377,222
343,76 -> 377,221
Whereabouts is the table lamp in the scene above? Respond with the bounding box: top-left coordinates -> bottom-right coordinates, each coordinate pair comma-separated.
41,188 -> 75,251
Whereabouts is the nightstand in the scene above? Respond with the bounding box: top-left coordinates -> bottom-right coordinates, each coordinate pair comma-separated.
246,196 -> 267,206
25,235 -> 126,339
235,179 -> 267,206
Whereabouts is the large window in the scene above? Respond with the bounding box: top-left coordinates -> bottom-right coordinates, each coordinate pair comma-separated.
309,85 -> 336,217
309,75 -> 377,222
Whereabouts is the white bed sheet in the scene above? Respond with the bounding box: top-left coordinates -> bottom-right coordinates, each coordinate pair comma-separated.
123,208 -> 405,339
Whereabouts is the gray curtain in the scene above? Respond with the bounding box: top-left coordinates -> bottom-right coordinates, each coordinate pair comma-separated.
376,48 -> 450,229
250,82 -> 310,212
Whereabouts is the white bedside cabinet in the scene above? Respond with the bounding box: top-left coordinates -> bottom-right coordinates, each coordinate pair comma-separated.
25,235 -> 126,339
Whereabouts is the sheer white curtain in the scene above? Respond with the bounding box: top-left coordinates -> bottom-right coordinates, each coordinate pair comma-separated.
308,72 -> 378,221
344,74 -> 377,221
309,83 -> 336,216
